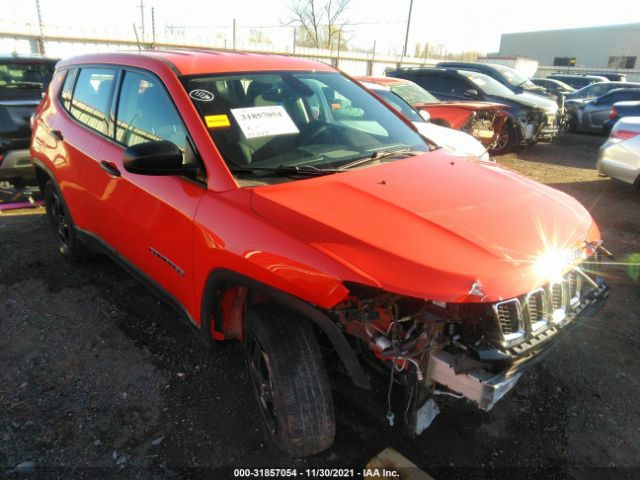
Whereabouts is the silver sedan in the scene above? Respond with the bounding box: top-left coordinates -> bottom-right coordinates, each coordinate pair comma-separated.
597,116 -> 640,187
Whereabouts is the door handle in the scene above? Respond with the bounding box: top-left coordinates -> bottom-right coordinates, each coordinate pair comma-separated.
99,161 -> 121,178
50,129 -> 64,141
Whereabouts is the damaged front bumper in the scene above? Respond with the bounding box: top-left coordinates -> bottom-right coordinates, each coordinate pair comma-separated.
518,111 -> 559,143
426,279 -> 609,411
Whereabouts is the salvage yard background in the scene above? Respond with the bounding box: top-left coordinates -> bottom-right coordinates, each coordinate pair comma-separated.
1,133 -> 640,479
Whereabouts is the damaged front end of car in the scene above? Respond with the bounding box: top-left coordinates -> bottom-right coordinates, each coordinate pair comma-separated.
329,244 -> 609,436
516,108 -> 559,144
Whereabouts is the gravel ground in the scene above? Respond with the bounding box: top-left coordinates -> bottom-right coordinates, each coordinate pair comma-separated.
1,132 -> 640,479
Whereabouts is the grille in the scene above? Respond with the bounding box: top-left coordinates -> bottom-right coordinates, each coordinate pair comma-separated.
567,271 -> 582,306
550,283 -> 563,310
493,299 -> 524,345
525,289 -> 548,331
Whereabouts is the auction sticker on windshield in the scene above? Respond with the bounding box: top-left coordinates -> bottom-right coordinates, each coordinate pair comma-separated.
230,106 -> 299,139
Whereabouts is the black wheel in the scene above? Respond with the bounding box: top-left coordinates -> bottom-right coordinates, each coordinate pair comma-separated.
490,121 -> 516,155
246,303 -> 335,457
566,113 -> 578,133
44,180 -> 88,262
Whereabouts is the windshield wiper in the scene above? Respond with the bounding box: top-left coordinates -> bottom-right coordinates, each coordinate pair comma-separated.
338,147 -> 419,170
229,164 -> 342,177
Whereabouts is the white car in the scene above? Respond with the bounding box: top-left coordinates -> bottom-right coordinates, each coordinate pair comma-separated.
597,116 -> 640,187
359,81 -> 490,161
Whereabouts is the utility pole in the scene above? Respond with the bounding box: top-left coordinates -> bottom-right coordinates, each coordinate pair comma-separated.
138,0 -> 145,42
35,0 -> 45,55
293,27 -> 296,55
401,0 -> 414,63
151,6 -> 156,46
232,18 -> 236,50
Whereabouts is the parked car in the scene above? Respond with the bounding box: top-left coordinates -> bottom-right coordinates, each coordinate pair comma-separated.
603,101 -> 640,134
32,50 -> 609,456
584,72 -> 627,82
356,76 -> 507,155
355,78 -> 490,160
597,116 -> 640,187
531,77 -> 575,96
387,67 -> 559,154
566,81 -> 640,101
547,73 -> 609,89
0,55 -> 57,187
566,88 -> 640,133
437,61 -> 550,98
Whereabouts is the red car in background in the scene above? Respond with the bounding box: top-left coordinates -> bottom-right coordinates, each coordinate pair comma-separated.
357,76 -> 510,154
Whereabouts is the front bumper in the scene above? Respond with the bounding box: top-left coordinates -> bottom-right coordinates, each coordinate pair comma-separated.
0,149 -> 36,183
427,279 -> 609,410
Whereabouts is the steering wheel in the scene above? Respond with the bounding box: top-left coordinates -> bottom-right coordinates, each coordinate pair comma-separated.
299,121 -> 342,146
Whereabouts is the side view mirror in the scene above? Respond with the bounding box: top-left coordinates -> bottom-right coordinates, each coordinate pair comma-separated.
418,109 -> 431,122
123,140 -> 197,176
464,89 -> 479,99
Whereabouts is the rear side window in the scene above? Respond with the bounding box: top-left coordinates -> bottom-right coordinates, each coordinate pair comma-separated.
115,70 -> 189,153
410,74 -> 441,93
438,77 -> 471,97
70,67 -> 116,136
60,68 -> 77,111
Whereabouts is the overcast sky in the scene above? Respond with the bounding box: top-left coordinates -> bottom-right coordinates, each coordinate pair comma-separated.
2,0 -> 640,55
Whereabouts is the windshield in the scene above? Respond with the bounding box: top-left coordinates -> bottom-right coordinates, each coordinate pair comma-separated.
183,71 -> 428,178
458,70 -> 515,97
390,82 -> 439,105
371,88 -> 423,123
492,64 -> 535,88
0,61 -> 55,89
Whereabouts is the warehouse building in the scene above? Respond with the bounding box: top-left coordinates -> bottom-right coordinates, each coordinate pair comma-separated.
498,23 -> 640,69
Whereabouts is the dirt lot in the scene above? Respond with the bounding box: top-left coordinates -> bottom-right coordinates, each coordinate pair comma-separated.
1,133 -> 640,480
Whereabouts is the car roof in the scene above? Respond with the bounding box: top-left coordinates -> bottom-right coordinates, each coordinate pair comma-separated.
613,101 -> 640,107
550,73 -> 608,80
391,66 -> 465,76
604,88 -> 640,95
356,76 -> 409,87
56,49 -> 335,76
0,54 -> 59,63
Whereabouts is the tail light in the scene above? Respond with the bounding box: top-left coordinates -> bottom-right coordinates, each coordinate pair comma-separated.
608,107 -> 618,119
611,129 -> 640,141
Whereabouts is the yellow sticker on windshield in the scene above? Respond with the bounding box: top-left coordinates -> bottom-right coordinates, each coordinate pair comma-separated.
205,114 -> 231,128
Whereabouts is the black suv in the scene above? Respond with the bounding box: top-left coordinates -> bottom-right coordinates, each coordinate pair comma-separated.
437,61 -> 550,98
387,67 -> 559,154
0,55 -> 57,187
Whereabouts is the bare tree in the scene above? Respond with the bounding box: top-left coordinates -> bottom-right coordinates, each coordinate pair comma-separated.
285,0 -> 351,49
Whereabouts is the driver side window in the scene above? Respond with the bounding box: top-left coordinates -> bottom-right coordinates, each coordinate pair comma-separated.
115,71 -> 189,156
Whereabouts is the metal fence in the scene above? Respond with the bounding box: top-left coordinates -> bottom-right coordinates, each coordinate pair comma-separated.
4,30 -> 640,82
0,30 -> 439,77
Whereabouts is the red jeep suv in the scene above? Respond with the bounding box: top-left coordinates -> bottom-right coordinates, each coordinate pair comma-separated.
31,50 -> 609,457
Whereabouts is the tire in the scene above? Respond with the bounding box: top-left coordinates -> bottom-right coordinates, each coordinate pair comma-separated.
44,180 -> 89,262
490,121 -> 516,155
566,113 -> 578,133
246,303 -> 335,457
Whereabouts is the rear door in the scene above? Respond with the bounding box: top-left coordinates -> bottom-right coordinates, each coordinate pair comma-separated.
48,66 -> 118,231
588,91 -> 640,128
94,68 -> 205,312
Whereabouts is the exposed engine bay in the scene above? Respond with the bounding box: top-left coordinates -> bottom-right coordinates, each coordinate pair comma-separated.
330,249 -> 609,436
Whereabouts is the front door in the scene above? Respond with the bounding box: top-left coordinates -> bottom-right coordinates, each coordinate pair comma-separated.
95,69 -> 205,315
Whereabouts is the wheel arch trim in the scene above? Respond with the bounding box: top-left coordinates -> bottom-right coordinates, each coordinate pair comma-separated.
201,268 -> 371,390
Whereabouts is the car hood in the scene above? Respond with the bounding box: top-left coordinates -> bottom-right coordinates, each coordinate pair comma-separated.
414,101 -> 508,111
412,121 -> 488,160
250,151 -> 598,303
493,92 -> 557,112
